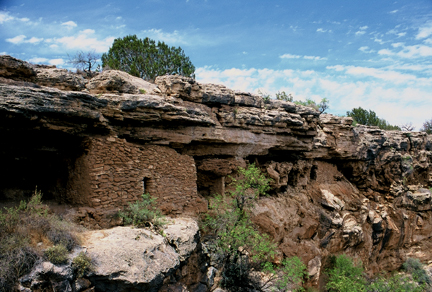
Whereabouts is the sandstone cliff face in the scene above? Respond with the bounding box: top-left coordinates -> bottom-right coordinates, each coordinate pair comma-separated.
1,55 -> 432,290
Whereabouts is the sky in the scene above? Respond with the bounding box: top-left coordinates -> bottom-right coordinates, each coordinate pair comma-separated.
1,0 -> 432,130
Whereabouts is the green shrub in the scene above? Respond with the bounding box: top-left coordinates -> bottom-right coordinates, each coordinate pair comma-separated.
203,164 -> 308,291
403,258 -> 431,286
326,254 -> 366,292
72,252 -> 93,277
118,193 -> 166,229
44,244 -> 68,265
139,88 -> 146,94
263,256 -> 308,292
369,273 -> 424,292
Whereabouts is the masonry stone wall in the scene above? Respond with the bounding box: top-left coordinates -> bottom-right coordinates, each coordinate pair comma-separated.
72,137 -> 207,216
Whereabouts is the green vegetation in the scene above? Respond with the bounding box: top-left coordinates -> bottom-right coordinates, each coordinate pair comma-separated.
346,107 -> 401,130
118,193 -> 167,229
203,163 -> 307,291
0,188 -> 81,291
72,252 -> 93,278
326,254 -> 430,292
139,88 -> 146,94
258,89 -> 329,113
294,97 -> 329,114
44,244 -> 68,265
101,35 -> 195,81
326,254 -> 366,292
403,258 -> 431,286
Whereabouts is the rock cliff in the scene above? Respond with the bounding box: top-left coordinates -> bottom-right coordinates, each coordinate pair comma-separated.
1,55 -> 432,291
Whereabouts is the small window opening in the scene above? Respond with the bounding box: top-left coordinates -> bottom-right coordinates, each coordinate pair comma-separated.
142,177 -> 150,193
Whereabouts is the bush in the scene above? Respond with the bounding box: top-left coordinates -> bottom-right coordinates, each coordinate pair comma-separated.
326,254 -> 366,292
0,235 -> 39,292
369,273 -> 424,292
0,188 -> 81,290
118,193 -> 166,229
262,256 -> 308,292
403,258 -> 431,286
72,252 -> 93,278
204,164 -> 309,291
346,107 -> 400,130
44,244 -> 68,265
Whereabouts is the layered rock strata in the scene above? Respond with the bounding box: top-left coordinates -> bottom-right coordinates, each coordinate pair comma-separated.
2,55 -> 432,290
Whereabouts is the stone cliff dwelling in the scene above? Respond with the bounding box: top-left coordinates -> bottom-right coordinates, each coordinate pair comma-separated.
2,55 -> 432,288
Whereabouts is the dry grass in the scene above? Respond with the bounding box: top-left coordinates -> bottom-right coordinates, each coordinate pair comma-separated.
0,188 -> 82,292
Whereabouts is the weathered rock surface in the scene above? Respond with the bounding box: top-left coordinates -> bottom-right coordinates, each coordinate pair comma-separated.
2,55 -> 432,290
82,218 -> 198,291
35,67 -> 88,91
19,218 -> 199,292
86,70 -> 159,94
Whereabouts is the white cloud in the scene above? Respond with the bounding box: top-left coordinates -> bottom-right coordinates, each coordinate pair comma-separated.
6,35 -> 27,44
19,17 -> 30,22
374,38 -> 384,44
378,44 -> 432,58
27,37 -> 43,44
359,26 -> 368,30
389,10 -> 398,14
280,54 -> 301,59
28,57 -> 49,63
317,28 -> 328,33
327,65 -> 417,84
397,32 -> 406,37
0,11 -> 14,23
61,21 -> 77,28
54,31 -> 115,53
48,59 -> 64,66
6,35 -> 43,44
303,55 -> 327,60
141,28 -> 187,45
0,52 -> 7,55
280,54 -> 326,60
416,24 -> 432,39
359,46 -> 375,53
81,29 -> 95,34
355,30 -> 366,36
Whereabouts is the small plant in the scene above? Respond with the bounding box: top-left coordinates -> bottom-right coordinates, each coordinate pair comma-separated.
118,193 -> 166,229
139,88 -> 146,94
44,244 -> 68,265
262,256 -> 307,292
403,258 -> 431,286
72,252 -> 93,277
275,91 -> 294,102
326,254 -> 366,292
258,89 -> 271,103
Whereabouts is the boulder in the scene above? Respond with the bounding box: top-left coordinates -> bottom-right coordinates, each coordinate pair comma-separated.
83,218 -> 199,292
0,55 -> 36,81
86,70 -> 158,94
321,189 -> 345,211
35,67 -> 87,91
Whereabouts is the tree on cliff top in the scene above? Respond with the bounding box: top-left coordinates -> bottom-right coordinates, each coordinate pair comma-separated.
346,107 -> 400,130
101,35 -> 195,82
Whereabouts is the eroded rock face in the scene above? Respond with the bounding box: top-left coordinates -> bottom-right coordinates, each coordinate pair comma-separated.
19,218 -> 199,292
86,70 -> 159,94
2,56 -> 432,290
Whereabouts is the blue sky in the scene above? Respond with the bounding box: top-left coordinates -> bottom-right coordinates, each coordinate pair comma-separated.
2,0 -> 432,129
